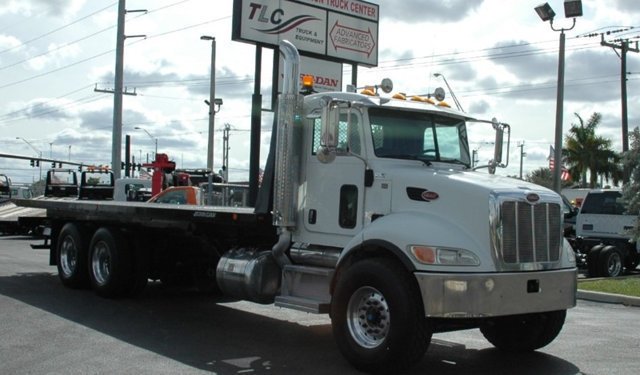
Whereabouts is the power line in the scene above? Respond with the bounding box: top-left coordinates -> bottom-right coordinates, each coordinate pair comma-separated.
0,2 -> 118,56
0,84 -> 94,121
0,94 -> 105,126
0,24 -> 117,72
0,49 -> 115,90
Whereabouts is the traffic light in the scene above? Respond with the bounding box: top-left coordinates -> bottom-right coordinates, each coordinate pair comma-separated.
51,162 -> 56,168
35,160 -> 39,167
30,159 -> 34,167
58,163 -> 62,168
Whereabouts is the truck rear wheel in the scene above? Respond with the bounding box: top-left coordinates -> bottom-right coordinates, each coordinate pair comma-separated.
599,246 -> 623,277
56,223 -> 89,288
88,227 -> 132,298
331,258 -> 431,373
480,310 -> 566,352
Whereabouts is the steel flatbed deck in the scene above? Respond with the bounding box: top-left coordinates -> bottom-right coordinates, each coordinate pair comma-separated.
13,198 -> 269,230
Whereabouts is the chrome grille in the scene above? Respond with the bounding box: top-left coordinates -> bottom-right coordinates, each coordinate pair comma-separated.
500,201 -> 561,264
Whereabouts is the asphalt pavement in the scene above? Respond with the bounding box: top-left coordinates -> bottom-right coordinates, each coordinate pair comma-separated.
2,235 -> 639,375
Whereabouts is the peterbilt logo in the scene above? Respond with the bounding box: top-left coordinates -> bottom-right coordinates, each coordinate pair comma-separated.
526,193 -> 540,203
406,187 -> 439,202
248,3 -> 320,34
421,191 -> 439,201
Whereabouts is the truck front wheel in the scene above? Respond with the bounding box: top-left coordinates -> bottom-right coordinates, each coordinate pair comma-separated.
331,258 -> 431,373
56,223 -> 89,288
480,310 -> 566,352
88,227 -> 132,298
599,246 -> 623,278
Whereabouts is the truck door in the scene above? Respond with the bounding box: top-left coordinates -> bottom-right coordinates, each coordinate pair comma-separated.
301,111 -> 366,245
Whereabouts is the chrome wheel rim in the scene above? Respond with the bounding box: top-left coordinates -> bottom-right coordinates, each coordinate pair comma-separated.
346,286 -> 390,349
59,236 -> 77,277
91,241 -> 111,286
607,252 -> 622,276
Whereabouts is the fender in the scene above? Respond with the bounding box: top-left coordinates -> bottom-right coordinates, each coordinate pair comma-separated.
338,210 -> 493,273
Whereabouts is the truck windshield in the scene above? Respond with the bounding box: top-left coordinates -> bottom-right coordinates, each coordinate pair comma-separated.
369,108 -> 471,166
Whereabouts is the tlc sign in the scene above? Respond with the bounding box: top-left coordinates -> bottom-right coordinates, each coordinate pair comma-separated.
247,2 -> 285,23
232,0 -> 379,67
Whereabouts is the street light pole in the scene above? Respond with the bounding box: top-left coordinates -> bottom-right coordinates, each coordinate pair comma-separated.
534,1 -> 582,193
16,137 -> 42,181
134,126 -> 158,159
549,26 -> 569,193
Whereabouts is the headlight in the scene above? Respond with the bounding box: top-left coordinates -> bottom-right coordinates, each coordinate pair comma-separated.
410,245 -> 480,266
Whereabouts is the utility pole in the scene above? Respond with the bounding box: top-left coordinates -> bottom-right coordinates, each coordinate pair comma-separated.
222,123 -> 231,183
111,0 -> 146,180
518,141 -> 526,179
201,36 -> 217,172
601,36 -> 639,155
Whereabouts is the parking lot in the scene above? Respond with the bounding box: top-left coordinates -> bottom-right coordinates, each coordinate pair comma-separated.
1,235 -> 639,374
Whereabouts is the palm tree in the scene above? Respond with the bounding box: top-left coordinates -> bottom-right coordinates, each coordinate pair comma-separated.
525,167 -> 573,190
563,113 -> 621,188
526,167 -> 554,190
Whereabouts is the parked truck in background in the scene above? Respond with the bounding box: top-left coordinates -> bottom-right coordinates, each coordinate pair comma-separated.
45,168 -> 79,198
573,189 -> 640,277
0,173 -> 11,203
15,41 -> 576,373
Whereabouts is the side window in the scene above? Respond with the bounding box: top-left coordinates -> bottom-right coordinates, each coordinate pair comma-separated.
339,184 -> 358,229
156,190 -> 187,204
312,112 -> 361,156
423,127 -> 436,153
434,124 -> 462,160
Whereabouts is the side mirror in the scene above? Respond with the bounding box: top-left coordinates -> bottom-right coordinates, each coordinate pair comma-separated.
318,96 -> 339,163
493,117 -> 503,165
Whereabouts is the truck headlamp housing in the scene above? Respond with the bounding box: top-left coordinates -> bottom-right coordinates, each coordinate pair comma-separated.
565,240 -> 576,266
410,245 -> 480,266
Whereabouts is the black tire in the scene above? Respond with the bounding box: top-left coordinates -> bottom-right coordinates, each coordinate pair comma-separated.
88,227 -> 133,298
331,258 -> 431,373
480,310 -> 567,352
598,246 -> 624,278
586,244 -> 604,278
56,223 -> 90,289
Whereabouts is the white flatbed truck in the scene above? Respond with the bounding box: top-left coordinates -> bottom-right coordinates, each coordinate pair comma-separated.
15,41 -> 577,373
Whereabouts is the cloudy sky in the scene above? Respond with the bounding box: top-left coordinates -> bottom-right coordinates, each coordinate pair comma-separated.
0,0 -> 638,184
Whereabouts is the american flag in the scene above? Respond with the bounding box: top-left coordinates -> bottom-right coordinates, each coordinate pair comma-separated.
548,145 -> 571,181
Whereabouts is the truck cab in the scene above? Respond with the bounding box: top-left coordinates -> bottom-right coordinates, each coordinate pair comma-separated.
0,174 -> 10,202
251,60 -> 578,369
45,169 -> 78,198
78,168 -> 114,200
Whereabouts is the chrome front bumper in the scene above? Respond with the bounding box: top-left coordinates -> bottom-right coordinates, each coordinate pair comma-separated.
415,268 -> 577,318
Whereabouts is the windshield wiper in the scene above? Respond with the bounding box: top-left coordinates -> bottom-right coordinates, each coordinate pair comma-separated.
378,154 -> 432,166
440,158 -> 470,169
